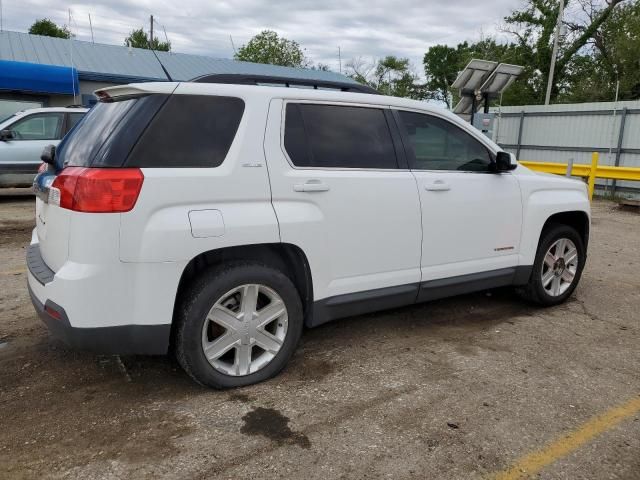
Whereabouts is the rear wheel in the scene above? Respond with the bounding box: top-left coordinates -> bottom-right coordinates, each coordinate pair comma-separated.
517,224 -> 586,306
175,262 -> 303,388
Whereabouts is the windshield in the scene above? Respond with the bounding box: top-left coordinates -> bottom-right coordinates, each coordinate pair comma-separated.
0,113 -> 18,125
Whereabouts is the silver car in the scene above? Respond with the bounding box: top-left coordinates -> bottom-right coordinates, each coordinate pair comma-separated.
0,106 -> 88,187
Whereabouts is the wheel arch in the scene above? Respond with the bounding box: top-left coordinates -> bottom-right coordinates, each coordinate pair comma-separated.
540,210 -> 590,250
172,243 -> 314,334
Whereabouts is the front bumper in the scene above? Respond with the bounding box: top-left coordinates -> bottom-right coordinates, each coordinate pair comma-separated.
27,241 -> 174,355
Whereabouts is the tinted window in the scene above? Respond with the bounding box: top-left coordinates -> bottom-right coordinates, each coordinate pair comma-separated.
10,113 -> 63,140
67,113 -> 85,132
284,103 -> 397,169
127,95 -> 245,168
398,111 -> 492,172
59,98 -> 141,167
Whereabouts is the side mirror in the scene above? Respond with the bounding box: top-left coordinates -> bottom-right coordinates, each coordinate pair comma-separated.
495,151 -> 517,172
41,144 -> 56,165
0,129 -> 14,141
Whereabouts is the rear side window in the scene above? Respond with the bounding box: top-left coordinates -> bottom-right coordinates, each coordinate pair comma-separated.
66,112 -> 85,132
127,95 -> 245,168
284,103 -> 397,169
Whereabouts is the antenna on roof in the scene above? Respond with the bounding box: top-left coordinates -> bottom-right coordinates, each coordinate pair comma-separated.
147,15 -> 173,82
88,13 -> 95,43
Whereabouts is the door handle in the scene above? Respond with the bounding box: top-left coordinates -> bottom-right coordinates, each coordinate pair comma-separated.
293,180 -> 330,192
424,180 -> 451,192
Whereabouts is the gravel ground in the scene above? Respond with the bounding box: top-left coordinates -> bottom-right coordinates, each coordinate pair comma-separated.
0,194 -> 638,480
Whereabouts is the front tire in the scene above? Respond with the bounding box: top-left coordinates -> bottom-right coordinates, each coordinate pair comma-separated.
175,262 -> 303,389
517,224 -> 586,306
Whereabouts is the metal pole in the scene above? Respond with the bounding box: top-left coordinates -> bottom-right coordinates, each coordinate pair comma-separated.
470,95 -> 477,126
150,15 -> 154,46
516,111 -> 525,160
566,158 -> 574,177
545,0 -> 565,105
611,107 -> 628,196
338,46 -> 342,73
88,13 -> 94,43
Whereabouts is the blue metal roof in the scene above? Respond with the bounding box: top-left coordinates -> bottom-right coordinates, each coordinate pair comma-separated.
0,31 -> 357,85
0,59 -> 79,94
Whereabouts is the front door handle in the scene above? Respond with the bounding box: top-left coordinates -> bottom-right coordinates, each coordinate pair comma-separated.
293,180 -> 330,193
424,180 -> 451,192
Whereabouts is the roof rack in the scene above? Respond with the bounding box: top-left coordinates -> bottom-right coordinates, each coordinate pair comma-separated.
189,73 -> 379,95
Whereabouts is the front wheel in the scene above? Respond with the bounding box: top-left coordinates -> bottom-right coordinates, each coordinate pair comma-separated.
517,224 -> 586,306
174,262 -> 303,388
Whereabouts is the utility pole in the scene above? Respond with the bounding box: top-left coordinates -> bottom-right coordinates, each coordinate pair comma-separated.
338,46 -> 342,73
545,0 -> 565,105
150,14 -> 154,46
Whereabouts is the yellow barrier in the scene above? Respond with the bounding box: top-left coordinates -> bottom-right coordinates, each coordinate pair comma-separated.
520,152 -> 640,200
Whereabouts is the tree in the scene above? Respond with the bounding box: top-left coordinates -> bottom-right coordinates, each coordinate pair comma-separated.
423,39 -> 537,108
29,18 -> 71,39
502,0 -> 629,103
347,56 -> 426,99
124,28 -> 171,52
234,30 -> 310,68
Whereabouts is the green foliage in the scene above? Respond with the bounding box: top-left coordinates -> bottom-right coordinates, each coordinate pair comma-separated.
234,30 -> 310,68
28,19 -> 71,39
124,28 -> 171,52
423,0 -> 635,107
346,56 -> 426,99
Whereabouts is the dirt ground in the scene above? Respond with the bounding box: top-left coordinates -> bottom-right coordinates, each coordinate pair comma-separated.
0,191 -> 638,480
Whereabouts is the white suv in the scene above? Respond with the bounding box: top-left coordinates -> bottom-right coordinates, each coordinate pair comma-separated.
0,106 -> 88,187
28,76 -> 590,388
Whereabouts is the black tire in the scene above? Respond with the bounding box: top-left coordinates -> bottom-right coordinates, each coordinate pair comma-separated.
174,262 -> 303,389
517,224 -> 586,306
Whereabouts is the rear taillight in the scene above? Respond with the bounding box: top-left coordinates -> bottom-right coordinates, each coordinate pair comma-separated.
50,167 -> 144,213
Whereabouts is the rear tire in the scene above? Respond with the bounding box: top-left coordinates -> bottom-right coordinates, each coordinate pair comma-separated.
175,262 -> 303,389
517,224 -> 586,306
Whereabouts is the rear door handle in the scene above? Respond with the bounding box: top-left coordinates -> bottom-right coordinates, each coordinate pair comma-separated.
293,180 -> 330,192
424,180 -> 451,192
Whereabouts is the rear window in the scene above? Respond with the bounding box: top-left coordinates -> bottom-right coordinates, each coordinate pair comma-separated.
57,94 -> 244,169
127,95 -> 245,168
58,96 -> 166,168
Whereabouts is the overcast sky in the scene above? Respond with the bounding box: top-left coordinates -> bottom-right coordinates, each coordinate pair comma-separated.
2,0 -> 522,73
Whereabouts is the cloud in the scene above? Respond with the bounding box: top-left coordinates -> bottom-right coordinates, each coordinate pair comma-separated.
2,0 -> 518,73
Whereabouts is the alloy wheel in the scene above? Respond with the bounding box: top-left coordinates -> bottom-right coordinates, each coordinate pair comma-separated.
201,284 -> 288,376
541,238 -> 579,297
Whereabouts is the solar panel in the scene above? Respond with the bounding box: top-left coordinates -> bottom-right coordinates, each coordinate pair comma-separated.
451,60 -> 523,116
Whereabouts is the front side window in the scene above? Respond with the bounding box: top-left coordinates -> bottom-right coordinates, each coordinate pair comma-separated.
284,103 -> 397,169
9,113 -> 64,140
398,111 -> 492,172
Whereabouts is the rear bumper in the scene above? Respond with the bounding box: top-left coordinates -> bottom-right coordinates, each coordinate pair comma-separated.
26,237 -> 180,355
28,284 -> 170,355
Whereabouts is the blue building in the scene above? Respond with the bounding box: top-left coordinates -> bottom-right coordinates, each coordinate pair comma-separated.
0,30 -> 354,118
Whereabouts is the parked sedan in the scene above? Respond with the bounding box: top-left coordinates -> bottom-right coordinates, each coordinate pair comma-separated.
0,106 -> 88,187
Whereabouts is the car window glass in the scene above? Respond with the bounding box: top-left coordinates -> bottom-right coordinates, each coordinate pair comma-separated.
67,113 -> 85,132
128,95 -> 245,168
398,111 -> 492,172
10,113 -> 64,140
284,103 -> 397,169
